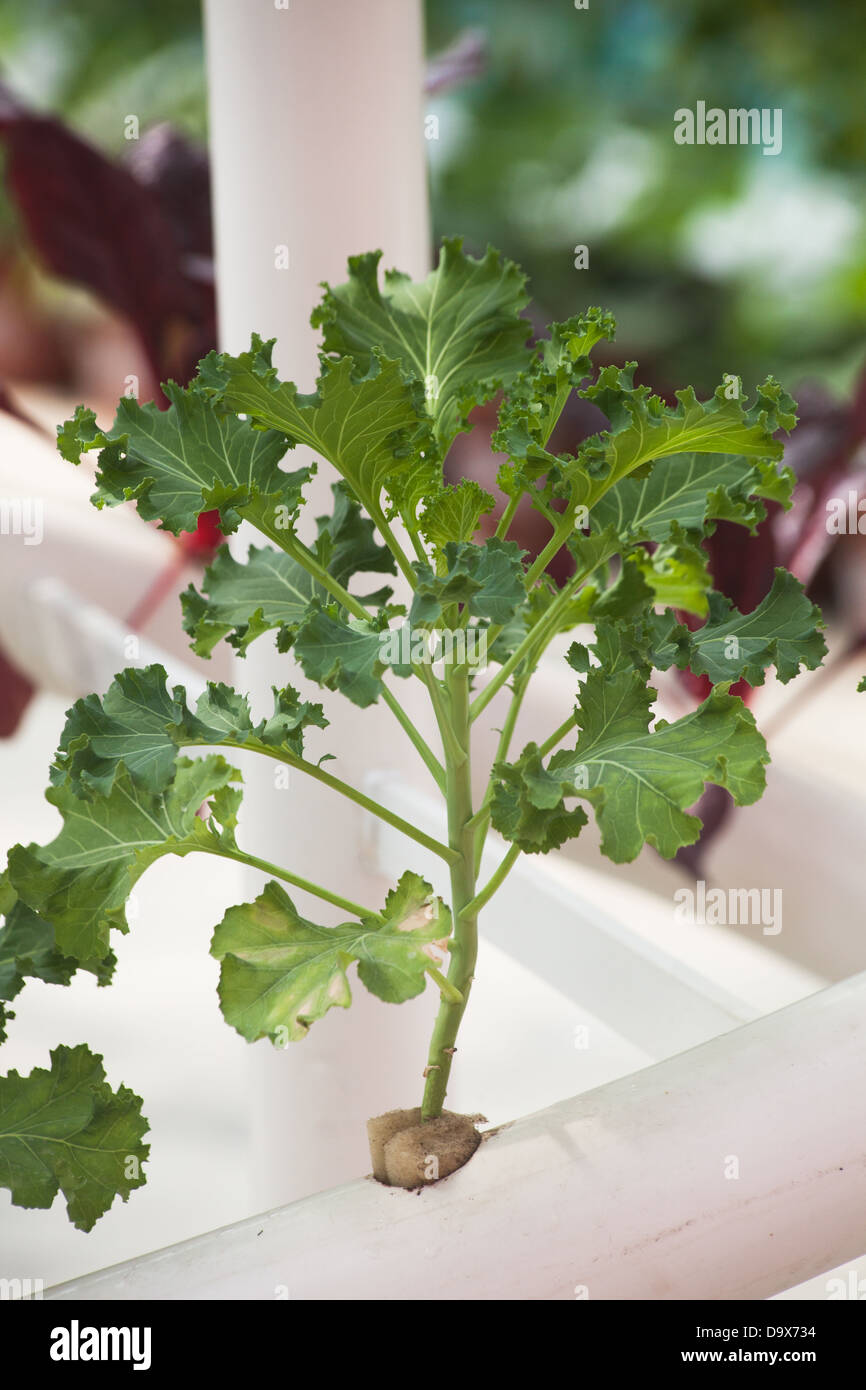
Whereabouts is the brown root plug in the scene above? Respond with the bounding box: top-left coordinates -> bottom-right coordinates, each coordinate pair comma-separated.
367,1107 -> 483,1189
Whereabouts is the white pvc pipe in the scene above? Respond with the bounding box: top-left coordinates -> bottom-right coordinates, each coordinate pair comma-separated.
22,578 -> 209,702
47,972 -> 866,1301
203,0 -> 434,1210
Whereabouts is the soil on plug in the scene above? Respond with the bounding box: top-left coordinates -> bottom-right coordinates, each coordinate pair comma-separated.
367,1108 -> 482,1189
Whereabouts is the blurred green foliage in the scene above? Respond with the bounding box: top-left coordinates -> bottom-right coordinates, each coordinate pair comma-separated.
426,0 -> 866,393
0,0 -> 864,394
0,0 -> 205,143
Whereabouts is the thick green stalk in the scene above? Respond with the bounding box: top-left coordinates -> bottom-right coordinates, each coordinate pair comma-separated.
417,661 -> 468,768
421,666 -> 478,1119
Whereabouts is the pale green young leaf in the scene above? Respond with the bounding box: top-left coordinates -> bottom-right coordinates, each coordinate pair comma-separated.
419,480 -> 495,548
212,871 -> 451,1042
629,529 -> 714,617
410,538 -> 526,627
311,237 -> 533,452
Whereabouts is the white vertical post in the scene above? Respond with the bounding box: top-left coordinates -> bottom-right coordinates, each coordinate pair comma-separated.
204,0 -> 435,1207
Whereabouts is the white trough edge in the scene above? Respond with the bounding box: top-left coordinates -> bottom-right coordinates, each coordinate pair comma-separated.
47,971 -> 866,1301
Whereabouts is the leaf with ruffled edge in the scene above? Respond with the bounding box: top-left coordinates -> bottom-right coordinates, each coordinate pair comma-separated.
7,756 -> 241,961
0,884 -> 115,1043
409,538 -> 526,630
51,664 -> 328,800
492,669 -> 768,861
197,335 -> 431,522
630,527 -> 715,617
292,604 -> 391,709
488,763 -> 589,854
57,386 -> 309,538
494,308 -> 617,490
575,370 -> 796,496
181,482 -> 395,658
586,452 -> 795,618
419,480 -> 495,549
0,1044 -> 148,1231
311,237 -> 533,455
312,481 -> 397,588
590,451 -> 794,544
509,371 -> 795,526
644,569 -> 827,686
182,546 -> 320,658
212,871 -> 451,1042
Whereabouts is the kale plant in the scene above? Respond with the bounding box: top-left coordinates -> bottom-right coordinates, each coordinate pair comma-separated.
0,240 -> 825,1224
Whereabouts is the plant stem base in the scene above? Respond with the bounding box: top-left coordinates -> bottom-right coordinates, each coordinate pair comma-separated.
367,1107 -> 484,1189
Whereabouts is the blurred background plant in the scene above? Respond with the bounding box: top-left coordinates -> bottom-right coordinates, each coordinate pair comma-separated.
427,0 -> 866,392
2,0 -> 865,398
